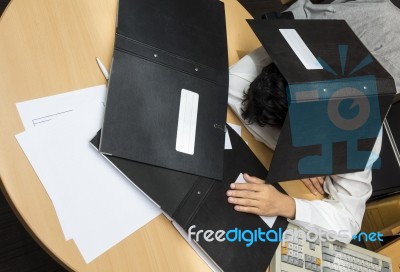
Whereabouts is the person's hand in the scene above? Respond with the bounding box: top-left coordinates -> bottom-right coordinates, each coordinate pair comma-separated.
300,177 -> 325,196
226,173 -> 295,219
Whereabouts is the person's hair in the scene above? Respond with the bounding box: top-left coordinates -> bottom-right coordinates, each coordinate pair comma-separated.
241,63 -> 288,128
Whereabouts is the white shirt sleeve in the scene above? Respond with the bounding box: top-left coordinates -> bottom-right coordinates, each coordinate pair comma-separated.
228,47 -> 383,243
290,133 -> 382,243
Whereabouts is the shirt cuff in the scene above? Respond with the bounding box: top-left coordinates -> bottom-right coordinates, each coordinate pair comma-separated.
289,198 -> 353,244
293,198 -> 312,222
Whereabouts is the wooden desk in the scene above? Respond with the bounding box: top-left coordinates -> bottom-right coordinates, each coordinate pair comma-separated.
2,0 -> 392,271
378,239 -> 400,272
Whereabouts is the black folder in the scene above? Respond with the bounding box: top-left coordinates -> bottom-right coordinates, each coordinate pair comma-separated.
371,98 -> 400,200
99,0 -> 229,180
247,19 -> 396,183
91,126 -> 288,272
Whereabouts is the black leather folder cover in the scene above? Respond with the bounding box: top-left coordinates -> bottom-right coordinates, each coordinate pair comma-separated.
99,0 -> 229,180
91,126 -> 288,272
247,20 -> 395,183
371,100 -> 400,200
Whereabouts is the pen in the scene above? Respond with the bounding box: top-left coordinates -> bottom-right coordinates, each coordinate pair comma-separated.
96,57 -> 110,80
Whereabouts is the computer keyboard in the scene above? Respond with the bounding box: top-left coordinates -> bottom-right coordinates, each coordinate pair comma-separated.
270,224 -> 392,272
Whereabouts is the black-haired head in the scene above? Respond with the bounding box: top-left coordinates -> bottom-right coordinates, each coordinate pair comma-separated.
241,63 -> 288,128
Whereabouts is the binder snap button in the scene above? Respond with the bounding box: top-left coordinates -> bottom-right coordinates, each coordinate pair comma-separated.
214,124 -> 227,132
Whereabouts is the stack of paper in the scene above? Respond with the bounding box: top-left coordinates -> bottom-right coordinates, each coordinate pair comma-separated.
15,85 -> 161,263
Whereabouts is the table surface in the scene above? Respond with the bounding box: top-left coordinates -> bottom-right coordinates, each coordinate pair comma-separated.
0,0 -> 397,271
378,239 -> 400,271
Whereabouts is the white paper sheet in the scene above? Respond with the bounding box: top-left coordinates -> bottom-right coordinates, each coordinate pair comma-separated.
16,87 -> 161,263
225,123 -> 242,150
224,132 -> 232,149
227,123 -> 242,136
235,173 -> 277,228
16,86 -> 108,240
16,85 -> 107,130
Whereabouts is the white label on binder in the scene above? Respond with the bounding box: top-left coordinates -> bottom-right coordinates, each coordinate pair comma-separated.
176,89 -> 199,155
279,29 -> 323,70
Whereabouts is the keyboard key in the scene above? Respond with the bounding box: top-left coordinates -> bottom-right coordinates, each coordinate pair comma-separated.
284,233 -> 292,240
334,245 -> 343,251
306,262 -> 312,270
322,241 -> 330,248
324,248 -> 336,256
310,242 -> 316,251
383,261 -> 390,268
324,261 -> 333,269
307,233 -> 317,242
281,255 -> 289,263
305,254 -> 312,262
